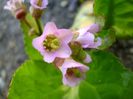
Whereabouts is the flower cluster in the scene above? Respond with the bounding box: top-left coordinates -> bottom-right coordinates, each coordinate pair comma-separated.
32,22 -> 101,87
4,0 -> 102,87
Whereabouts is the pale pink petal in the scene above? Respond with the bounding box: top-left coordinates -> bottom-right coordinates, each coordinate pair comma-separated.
32,36 -> 44,52
77,32 -> 95,48
42,51 -> 56,63
55,43 -> 72,59
60,59 -> 89,75
62,75 -> 82,87
57,29 -> 73,43
78,24 -> 99,34
88,24 -> 100,33
88,37 -> 102,48
43,22 -> 58,36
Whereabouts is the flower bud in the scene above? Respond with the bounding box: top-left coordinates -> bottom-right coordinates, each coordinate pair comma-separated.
30,6 -> 43,18
4,0 -> 27,20
69,41 -> 86,62
30,0 -> 48,18
15,8 -> 27,20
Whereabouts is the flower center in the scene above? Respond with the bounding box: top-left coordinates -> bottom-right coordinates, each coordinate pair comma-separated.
37,0 -> 43,7
43,35 -> 60,52
67,68 -> 81,78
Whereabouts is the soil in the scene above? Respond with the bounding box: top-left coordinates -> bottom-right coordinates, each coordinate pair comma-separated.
0,0 -> 132,98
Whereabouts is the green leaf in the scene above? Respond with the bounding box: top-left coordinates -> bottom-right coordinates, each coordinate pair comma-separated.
8,60 -> 70,99
86,50 -> 133,99
94,0 -> 133,38
20,14 -> 42,60
79,81 -> 100,99
8,51 -> 133,99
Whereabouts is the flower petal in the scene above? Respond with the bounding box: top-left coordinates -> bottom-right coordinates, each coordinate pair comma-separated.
88,24 -> 100,33
88,37 -> 102,48
62,75 -> 81,87
55,43 -> 72,59
77,32 -> 95,48
60,59 -> 89,75
42,51 -> 56,63
57,29 -> 73,43
43,22 -> 58,36
78,24 -> 99,34
32,36 -> 44,52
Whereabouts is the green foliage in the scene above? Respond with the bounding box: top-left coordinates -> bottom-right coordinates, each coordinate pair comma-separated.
20,14 -> 42,60
8,60 -> 69,99
8,51 -> 133,99
94,0 -> 133,38
87,50 -> 133,99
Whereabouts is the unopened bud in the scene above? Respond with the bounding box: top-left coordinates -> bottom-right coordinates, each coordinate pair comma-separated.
30,0 -> 48,18
69,41 -> 86,62
15,8 -> 27,20
30,6 -> 43,18
4,0 -> 27,20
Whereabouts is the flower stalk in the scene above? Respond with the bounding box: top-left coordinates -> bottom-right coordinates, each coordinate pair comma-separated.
35,18 -> 43,35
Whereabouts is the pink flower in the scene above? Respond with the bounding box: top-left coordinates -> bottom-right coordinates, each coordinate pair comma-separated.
59,58 -> 89,87
30,0 -> 48,9
32,22 -> 73,63
76,24 -> 102,48
4,0 -> 26,19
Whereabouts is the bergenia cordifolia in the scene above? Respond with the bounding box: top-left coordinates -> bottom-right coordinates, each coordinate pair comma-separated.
76,24 -> 102,48
32,22 -> 73,63
59,58 -> 89,87
4,0 -> 26,19
30,0 -> 48,10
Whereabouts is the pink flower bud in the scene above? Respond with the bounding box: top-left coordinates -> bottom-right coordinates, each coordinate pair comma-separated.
30,0 -> 48,10
59,58 -> 89,87
32,22 -> 73,63
4,0 -> 26,19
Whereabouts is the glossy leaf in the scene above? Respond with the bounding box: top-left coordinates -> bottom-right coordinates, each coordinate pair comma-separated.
94,0 -> 133,38
8,60 -> 70,99
8,51 -> 133,99
86,50 -> 133,99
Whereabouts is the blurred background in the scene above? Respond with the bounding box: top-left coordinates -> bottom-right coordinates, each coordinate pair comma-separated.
0,0 -> 133,98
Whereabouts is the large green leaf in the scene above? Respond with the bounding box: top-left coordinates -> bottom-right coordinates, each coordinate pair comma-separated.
86,50 -> 133,99
20,14 -> 42,60
94,0 -> 133,38
8,51 -> 133,99
8,60 -> 70,99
